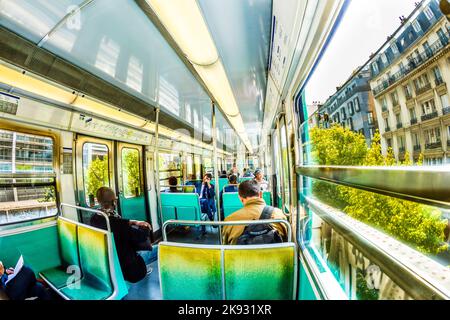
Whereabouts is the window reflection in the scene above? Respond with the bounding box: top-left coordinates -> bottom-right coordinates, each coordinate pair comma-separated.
95,36 -> 120,77
159,77 -> 180,116
126,56 -> 144,93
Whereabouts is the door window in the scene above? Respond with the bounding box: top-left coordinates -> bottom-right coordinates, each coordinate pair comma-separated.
121,148 -> 141,198
82,143 -> 110,207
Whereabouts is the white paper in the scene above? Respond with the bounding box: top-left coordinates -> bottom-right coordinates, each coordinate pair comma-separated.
4,255 -> 24,285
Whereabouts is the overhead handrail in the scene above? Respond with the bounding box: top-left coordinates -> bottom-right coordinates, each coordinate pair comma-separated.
162,219 -> 292,243
297,165 -> 450,209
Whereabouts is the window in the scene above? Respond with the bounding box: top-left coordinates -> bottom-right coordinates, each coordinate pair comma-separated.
121,148 -> 141,198
368,112 -> 374,125
424,127 -> 441,144
412,20 -> 421,33
396,113 -> 402,126
440,95 -> 449,110
391,41 -> 399,55
341,108 -> 347,120
381,97 -> 388,111
390,91 -> 399,106
413,132 -> 420,147
354,97 -> 361,112
384,117 -> 390,130
409,108 -> 417,121
82,143 -> 110,207
381,53 -> 388,65
348,117 -> 354,131
348,102 -> 354,116
159,153 -> 182,190
421,99 -> 436,115
0,129 -> 57,225
387,138 -> 392,148
404,84 -> 412,99
424,6 -> 434,20
372,62 -> 379,74
398,136 -> 405,149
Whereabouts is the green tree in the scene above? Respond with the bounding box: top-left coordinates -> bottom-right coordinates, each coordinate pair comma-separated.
86,156 -> 109,199
310,126 -> 448,255
123,150 -> 140,197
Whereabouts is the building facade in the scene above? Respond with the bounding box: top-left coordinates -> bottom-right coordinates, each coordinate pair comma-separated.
368,0 -> 450,165
319,67 -> 377,146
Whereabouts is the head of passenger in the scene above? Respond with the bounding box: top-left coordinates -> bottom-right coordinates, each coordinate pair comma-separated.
168,176 -> 178,192
97,187 -> 117,211
203,173 -> 213,184
228,174 -> 238,185
238,180 -> 262,205
254,169 -> 263,181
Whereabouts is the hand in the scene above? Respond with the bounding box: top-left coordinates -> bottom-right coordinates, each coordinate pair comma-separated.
131,220 -> 152,230
6,268 -> 14,275
0,261 -> 4,276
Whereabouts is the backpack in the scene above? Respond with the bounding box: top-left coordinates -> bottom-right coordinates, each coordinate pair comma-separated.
236,206 -> 284,245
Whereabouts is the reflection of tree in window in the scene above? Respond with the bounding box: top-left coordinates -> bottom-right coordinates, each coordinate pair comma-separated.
122,148 -> 140,197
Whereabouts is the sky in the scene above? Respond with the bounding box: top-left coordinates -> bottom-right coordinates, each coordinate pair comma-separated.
305,0 -> 420,110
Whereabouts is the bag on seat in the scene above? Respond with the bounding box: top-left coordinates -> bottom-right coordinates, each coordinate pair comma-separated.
236,206 -> 283,245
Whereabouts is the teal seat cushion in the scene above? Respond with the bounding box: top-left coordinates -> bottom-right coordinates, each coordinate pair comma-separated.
40,267 -> 78,290
60,279 -> 112,300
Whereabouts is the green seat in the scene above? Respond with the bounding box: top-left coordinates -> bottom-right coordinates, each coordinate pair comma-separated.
40,219 -> 81,289
211,178 -> 229,195
263,191 -> 272,206
159,243 -> 223,300
222,192 -> 243,218
60,225 -> 112,300
158,242 -> 296,300
160,193 -> 202,221
239,177 -> 253,183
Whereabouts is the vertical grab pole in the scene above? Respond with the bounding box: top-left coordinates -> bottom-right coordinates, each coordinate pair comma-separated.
211,101 -> 223,244
154,107 -> 163,229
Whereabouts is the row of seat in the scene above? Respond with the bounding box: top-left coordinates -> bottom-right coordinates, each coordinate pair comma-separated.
160,191 -> 273,222
39,218 -> 127,300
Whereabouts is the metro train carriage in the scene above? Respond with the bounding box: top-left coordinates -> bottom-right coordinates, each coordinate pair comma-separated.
0,0 -> 449,303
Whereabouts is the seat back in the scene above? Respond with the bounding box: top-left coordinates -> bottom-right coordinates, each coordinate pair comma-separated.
57,218 -> 80,269
262,191 -> 272,206
160,193 -> 201,221
158,242 -> 296,300
77,225 -> 113,293
211,178 -> 229,194
239,177 -> 253,183
222,192 -> 243,218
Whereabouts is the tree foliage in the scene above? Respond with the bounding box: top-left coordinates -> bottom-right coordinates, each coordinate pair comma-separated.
310,125 -> 448,254
123,149 -> 140,197
86,156 -> 109,198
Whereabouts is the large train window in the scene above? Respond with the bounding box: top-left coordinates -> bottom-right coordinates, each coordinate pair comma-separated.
203,157 -> 213,174
194,154 -> 201,179
82,142 -> 110,207
0,129 -> 57,225
159,152 -> 181,190
121,148 -> 141,198
279,119 -> 291,214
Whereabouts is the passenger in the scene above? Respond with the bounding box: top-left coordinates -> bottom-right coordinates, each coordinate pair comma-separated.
90,187 -> 151,283
0,261 -> 51,300
229,163 -> 240,177
222,180 -> 287,245
254,169 -> 269,191
219,174 -> 239,220
166,176 -> 181,193
242,168 -> 254,178
196,173 -> 216,222
219,170 -> 228,178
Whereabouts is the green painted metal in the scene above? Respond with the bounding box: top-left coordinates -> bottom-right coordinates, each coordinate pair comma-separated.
262,191 -> 272,206
159,244 -> 223,300
160,193 -> 202,221
239,177 -> 253,183
0,224 -> 61,275
222,192 -> 243,218
298,261 -> 318,300
211,178 -> 230,194
119,194 -> 147,222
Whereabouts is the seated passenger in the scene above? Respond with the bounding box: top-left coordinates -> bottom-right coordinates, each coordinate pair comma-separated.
90,187 -> 152,283
229,164 -> 240,178
195,173 -> 216,222
219,170 -> 228,178
0,261 -> 51,300
222,180 -> 287,245
242,168 -> 254,178
166,176 -> 181,193
219,174 -> 239,220
254,169 -> 269,191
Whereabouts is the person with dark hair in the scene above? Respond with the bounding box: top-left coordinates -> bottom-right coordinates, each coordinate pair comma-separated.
222,180 -> 287,245
242,168 -> 254,178
219,170 -> 228,178
254,169 -> 269,191
166,176 -> 181,193
219,174 -> 239,220
90,187 -> 152,283
0,261 -> 51,300
196,173 -> 216,223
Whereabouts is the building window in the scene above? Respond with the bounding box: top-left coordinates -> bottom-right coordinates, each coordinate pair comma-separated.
341,108 -> 347,120
381,53 -> 388,65
424,127 -> 441,144
390,91 -> 399,106
421,99 -> 436,115
368,112 -> 374,125
381,97 -> 388,111
412,20 -> 422,33
348,117 -> 354,131
413,132 -> 420,147
398,135 -> 405,149
384,117 -> 390,130
409,108 -> 417,121
433,66 -> 443,85
372,62 -> 379,74
391,42 -> 399,55
348,102 -> 355,116
387,138 -> 392,148
404,84 -> 413,99
396,113 -> 402,127
354,97 -> 361,112
369,128 -> 375,139
424,6 -> 434,20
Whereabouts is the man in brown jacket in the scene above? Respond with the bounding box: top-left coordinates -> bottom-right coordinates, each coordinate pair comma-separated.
222,180 -> 288,245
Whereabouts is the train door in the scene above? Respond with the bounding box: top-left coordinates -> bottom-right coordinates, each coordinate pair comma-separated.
279,116 -> 291,216
271,130 -> 283,209
75,136 -> 114,222
117,143 -> 147,222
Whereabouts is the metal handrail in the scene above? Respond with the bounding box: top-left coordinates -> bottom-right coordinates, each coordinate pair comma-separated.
60,203 -> 111,233
296,165 -> 450,209
162,219 -> 292,243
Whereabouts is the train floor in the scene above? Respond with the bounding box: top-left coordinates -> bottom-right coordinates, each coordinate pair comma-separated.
124,226 -> 220,300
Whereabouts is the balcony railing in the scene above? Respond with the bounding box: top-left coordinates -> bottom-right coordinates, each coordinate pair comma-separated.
425,141 -> 442,150
372,31 -> 450,96
443,106 -> 450,115
405,93 -> 413,101
435,77 -> 444,86
410,118 -> 418,125
415,82 -> 432,96
421,111 -> 439,122
396,122 -> 403,129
